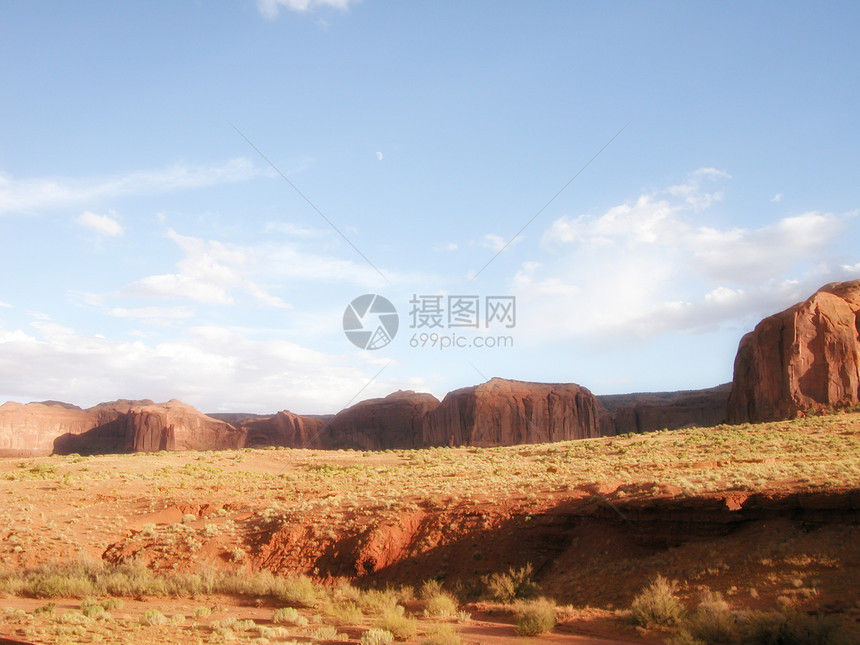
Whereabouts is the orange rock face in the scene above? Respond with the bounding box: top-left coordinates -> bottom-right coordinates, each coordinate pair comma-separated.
0,399 -> 242,456
239,410 -> 332,449
322,390 -> 440,450
598,384 -> 731,435
423,377 -> 602,447
728,280 -> 860,423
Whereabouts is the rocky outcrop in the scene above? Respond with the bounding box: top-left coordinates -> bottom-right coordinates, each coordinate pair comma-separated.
322,391 -> 440,450
423,378 -> 602,447
122,400 -> 243,452
598,384 -> 731,435
239,411 -> 332,449
0,399 -> 242,456
728,280 -> 860,423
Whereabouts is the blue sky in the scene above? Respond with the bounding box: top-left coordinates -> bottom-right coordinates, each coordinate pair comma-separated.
1,1 -> 858,414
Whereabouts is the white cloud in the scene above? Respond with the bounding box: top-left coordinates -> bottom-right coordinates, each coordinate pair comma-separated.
518,169 -> 854,343
691,211 -> 846,283
0,320 -> 407,414
666,167 -> 730,211
107,306 -> 195,321
77,210 -> 124,237
0,301 -> 11,309
476,233 -> 519,252
123,229 -> 287,307
0,158 -> 261,215
771,193 -> 783,203
433,242 -> 458,252
257,0 -> 358,19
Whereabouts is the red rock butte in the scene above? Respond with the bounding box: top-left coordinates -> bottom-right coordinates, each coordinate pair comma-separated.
728,280 -> 860,423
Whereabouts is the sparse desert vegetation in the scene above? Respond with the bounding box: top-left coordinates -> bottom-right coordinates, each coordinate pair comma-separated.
0,412 -> 858,643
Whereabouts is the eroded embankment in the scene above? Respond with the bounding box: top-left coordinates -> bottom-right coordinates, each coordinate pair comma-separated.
104,488 -> 860,609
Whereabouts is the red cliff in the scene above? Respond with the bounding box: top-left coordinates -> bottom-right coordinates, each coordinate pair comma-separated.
322,390 -> 440,450
422,378 -> 603,447
727,280 -> 860,423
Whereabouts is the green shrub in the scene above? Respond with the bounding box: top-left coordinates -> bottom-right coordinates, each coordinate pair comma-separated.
274,575 -> 318,607
740,610 -> 848,645
381,605 -> 417,640
361,628 -> 395,645
419,579 -> 444,600
273,607 -> 299,624
421,625 -> 461,645
484,564 -> 539,602
425,592 -> 458,617
514,598 -> 557,636
193,606 -> 212,618
327,600 -> 363,625
312,624 -> 347,640
630,575 -> 684,627
139,609 -> 168,626
81,604 -> 110,620
685,592 -> 736,643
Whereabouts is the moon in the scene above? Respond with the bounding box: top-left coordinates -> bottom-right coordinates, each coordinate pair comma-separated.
376,151 -> 383,161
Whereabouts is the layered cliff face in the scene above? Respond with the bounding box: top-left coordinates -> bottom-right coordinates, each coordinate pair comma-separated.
239,411 -> 332,449
728,280 -> 860,423
322,391 -> 440,450
423,378 -> 602,447
598,384 -> 731,435
0,399 -> 242,456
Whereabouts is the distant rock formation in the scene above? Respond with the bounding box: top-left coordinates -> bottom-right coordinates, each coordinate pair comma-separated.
423,378 -> 602,446
0,399 -> 242,456
122,400 -> 243,452
728,280 -> 860,423
239,410 -> 332,449
322,391 -> 440,450
598,384 -> 731,435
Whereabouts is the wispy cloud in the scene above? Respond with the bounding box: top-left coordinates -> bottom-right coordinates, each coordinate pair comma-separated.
433,242 -> 458,252
122,229 -> 289,307
256,0 -> 359,19
77,210 -> 124,237
475,233 -> 519,252
0,158 -> 261,215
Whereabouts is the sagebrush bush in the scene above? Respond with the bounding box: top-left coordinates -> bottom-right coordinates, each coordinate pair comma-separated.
139,609 -> 168,626
425,592 -> 458,617
381,605 -> 417,641
514,598 -> 557,636
273,606 -> 299,624
685,591 -> 736,643
484,563 -> 539,602
739,610 -> 848,645
361,628 -> 395,645
421,624 -> 461,645
327,599 -> 363,625
419,579 -> 444,600
630,575 -> 684,627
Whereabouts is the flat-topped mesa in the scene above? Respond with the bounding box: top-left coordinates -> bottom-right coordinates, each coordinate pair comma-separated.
423,377 -> 603,447
238,410 -> 332,449
0,398 -> 242,456
122,400 -> 243,452
322,390 -> 440,450
598,384 -> 731,435
728,280 -> 860,423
